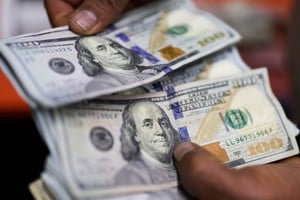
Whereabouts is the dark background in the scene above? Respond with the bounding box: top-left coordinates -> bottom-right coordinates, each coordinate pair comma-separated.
3,118 -> 48,199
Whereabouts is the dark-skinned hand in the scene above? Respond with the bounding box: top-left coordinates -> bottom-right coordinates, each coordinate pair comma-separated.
174,142 -> 300,200
44,0 -> 154,35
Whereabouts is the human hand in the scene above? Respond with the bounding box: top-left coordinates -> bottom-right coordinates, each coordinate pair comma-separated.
44,0 -> 153,35
174,142 -> 300,200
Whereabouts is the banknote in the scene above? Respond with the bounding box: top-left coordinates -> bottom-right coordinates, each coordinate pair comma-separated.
0,0 -> 241,107
29,179 -> 54,200
141,47 -> 250,93
32,47 -> 250,159
31,48 -> 251,200
30,176 -> 188,200
114,47 -> 250,95
33,68 -> 298,199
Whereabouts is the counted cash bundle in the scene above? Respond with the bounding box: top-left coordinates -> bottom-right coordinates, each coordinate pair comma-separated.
0,0 -> 298,200
0,0 -> 240,107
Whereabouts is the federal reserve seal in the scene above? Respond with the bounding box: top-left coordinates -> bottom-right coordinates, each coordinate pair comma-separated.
49,58 -> 75,75
90,127 -> 114,151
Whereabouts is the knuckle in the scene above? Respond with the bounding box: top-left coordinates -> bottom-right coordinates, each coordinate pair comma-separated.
89,0 -> 129,14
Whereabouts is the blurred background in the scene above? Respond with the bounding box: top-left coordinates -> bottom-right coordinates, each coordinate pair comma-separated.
0,0 -> 50,199
0,0 -> 298,199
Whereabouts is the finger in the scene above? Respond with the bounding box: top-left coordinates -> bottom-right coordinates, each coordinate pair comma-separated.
174,142 -> 300,200
69,0 -> 130,35
45,0 -> 82,27
174,142 -> 238,199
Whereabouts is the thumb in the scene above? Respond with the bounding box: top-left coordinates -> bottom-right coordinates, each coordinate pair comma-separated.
69,0 -> 130,35
173,142 -> 240,199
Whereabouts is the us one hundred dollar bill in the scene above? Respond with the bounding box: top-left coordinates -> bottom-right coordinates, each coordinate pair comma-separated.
0,0 -> 241,107
31,47 -> 250,200
33,68 -> 299,199
29,177 -> 187,200
29,179 -> 55,200
34,47 -> 249,159
141,47 -> 250,93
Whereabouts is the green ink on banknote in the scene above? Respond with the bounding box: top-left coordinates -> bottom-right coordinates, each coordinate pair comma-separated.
225,109 -> 248,129
168,25 -> 188,35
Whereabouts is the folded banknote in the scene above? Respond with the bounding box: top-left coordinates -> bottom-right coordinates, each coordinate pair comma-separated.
33,68 -> 299,199
0,0 -> 241,107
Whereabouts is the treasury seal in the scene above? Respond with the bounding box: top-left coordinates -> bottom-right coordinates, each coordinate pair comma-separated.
90,127 -> 114,151
49,58 -> 75,75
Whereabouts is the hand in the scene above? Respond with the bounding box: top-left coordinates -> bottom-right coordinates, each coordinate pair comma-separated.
44,0 -> 153,35
173,142 -> 300,200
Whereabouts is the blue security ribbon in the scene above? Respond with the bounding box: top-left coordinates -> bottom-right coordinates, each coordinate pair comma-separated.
115,33 -> 130,42
131,45 -> 160,64
178,126 -> 191,142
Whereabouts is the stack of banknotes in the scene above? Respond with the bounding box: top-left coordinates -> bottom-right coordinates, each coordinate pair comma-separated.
0,0 -> 298,199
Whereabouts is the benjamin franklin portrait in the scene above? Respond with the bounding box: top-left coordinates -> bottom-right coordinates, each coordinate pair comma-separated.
115,100 -> 181,185
75,36 -> 163,92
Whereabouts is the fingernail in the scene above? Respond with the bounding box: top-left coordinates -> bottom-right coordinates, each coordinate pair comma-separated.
71,10 -> 97,31
174,142 -> 195,162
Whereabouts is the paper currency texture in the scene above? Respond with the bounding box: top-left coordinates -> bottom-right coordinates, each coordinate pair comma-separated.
34,68 -> 298,198
0,0 -> 241,107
